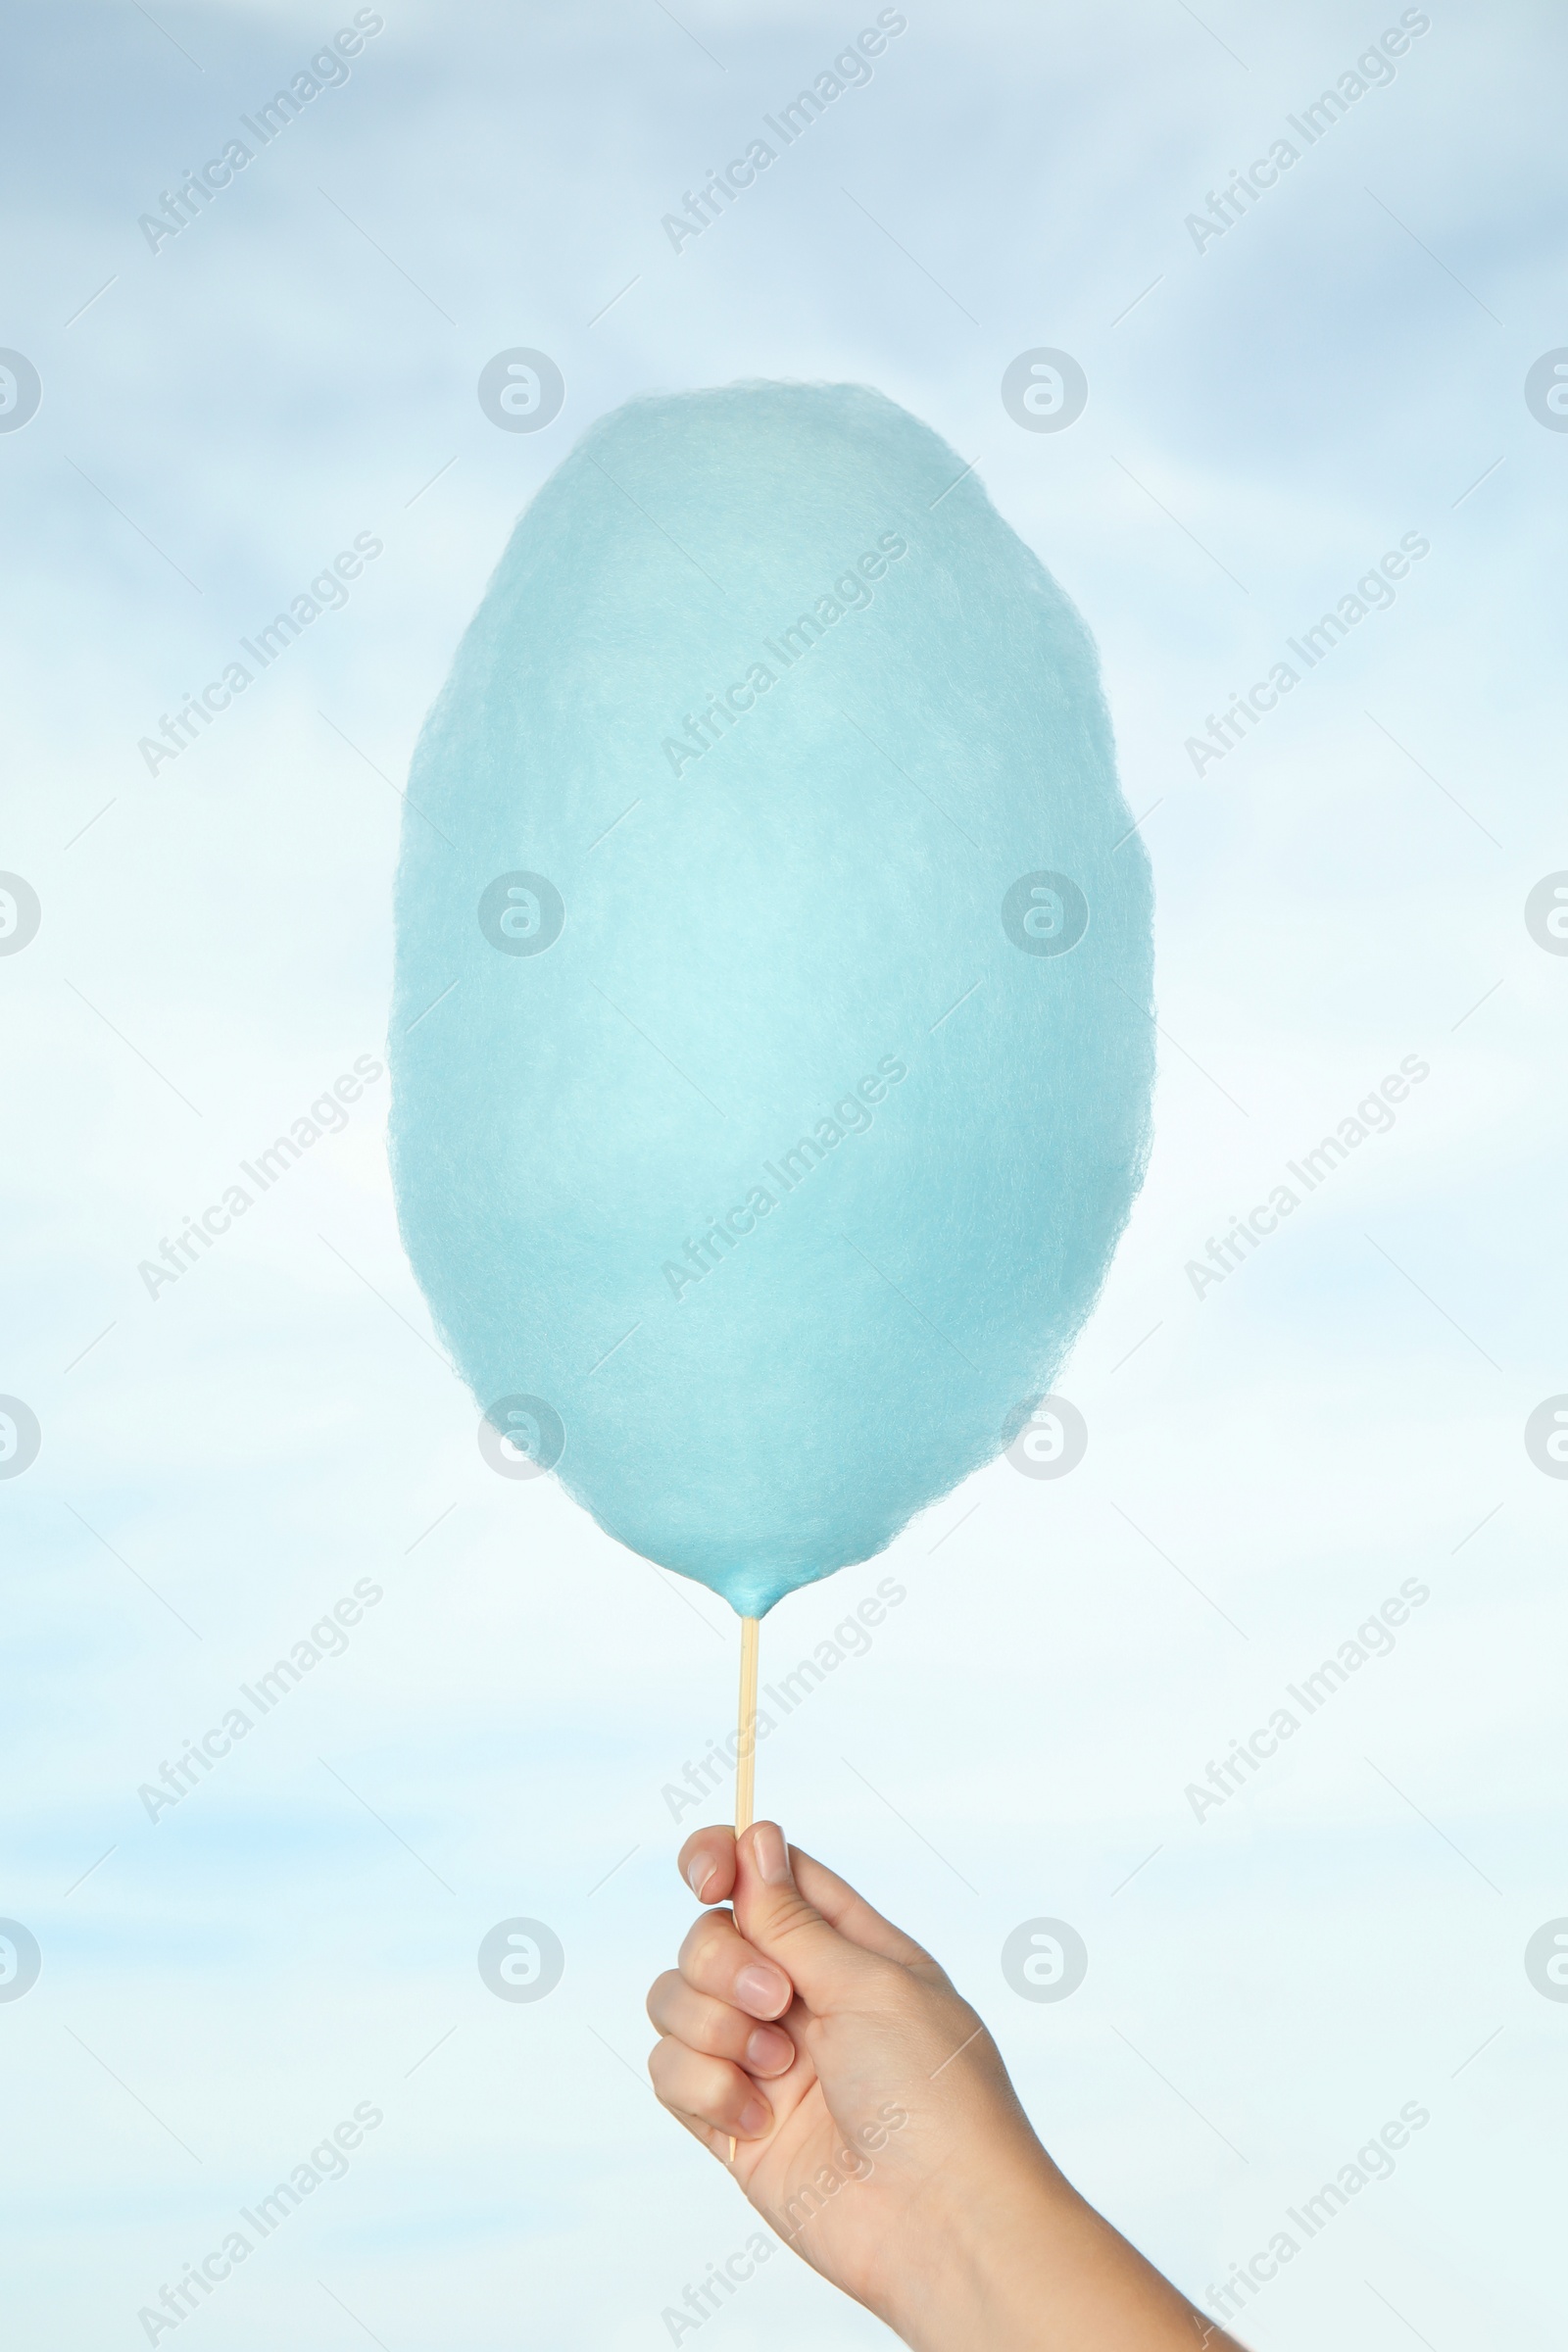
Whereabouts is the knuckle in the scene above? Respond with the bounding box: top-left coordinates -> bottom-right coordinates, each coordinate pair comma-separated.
678,1909 -> 731,1975
909,1953 -> 956,1996
702,2003 -> 745,2057
760,1891 -> 823,1947
870,1955 -> 921,2003
645,1969 -> 680,2028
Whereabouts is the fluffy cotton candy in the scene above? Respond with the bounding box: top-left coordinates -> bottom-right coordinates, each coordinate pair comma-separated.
390,381 -> 1153,1617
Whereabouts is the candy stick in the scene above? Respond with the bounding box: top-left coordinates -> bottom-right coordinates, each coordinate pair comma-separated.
735,1615 -> 760,1836
729,1614 -> 760,2160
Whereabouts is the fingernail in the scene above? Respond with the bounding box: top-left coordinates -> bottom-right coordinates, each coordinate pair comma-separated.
734,1962 -> 790,2015
753,1823 -> 792,1886
686,1856 -> 714,1900
745,2025 -> 793,2074
737,2095 -> 770,2138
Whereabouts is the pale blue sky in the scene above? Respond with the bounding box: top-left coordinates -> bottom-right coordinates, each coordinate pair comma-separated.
2,2 -> 1566,2345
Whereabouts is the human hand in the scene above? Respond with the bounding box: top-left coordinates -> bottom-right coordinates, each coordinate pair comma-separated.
646,1821 -> 1245,2350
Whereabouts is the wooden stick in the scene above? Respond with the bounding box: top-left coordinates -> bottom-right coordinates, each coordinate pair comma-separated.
735,1614 -> 760,1836
729,1613 -> 760,2161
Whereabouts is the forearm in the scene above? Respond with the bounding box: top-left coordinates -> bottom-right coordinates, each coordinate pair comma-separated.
881,2154 -> 1246,2352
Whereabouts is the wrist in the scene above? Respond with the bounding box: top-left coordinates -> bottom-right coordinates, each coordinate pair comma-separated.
877,2143 -> 1074,2352
880,2148 -> 1220,2352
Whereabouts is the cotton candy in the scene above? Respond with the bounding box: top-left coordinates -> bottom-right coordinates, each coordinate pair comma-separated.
389,381 -> 1153,1618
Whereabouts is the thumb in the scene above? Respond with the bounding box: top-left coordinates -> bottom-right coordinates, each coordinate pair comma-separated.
733,1822 -> 886,2010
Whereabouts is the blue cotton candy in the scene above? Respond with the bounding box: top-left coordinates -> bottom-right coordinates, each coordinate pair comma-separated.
389,382 -> 1154,1618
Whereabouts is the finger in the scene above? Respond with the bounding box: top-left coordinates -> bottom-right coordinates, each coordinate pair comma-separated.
790,1845 -> 935,1969
648,2036 -> 773,2139
677,1826 -> 737,1905
732,1822 -> 901,2010
677,1905 -> 794,2020
645,1970 -> 795,2076
665,2103 -> 742,2164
